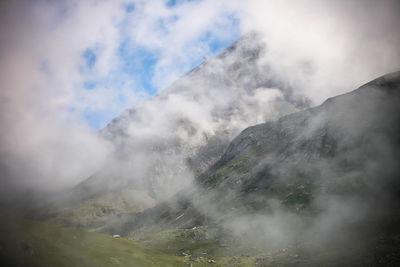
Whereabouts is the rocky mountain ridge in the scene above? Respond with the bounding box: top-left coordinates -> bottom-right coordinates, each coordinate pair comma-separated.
59,32 -> 310,226
101,71 -> 400,265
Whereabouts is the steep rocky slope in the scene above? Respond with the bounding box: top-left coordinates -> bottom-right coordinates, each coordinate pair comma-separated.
105,71 -> 400,264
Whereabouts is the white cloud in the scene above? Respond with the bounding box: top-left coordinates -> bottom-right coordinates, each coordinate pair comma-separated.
0,0 -> 399,192
236,0 -> 400,103
0,0 -> 243,191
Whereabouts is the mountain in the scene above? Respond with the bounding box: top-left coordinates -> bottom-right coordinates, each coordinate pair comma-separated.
102,71 -> 400,265
53,32 -> 310,227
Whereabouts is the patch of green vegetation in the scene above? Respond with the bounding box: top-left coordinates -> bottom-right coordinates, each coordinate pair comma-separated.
216,153 -> 251,177
0,220 -> 184,267
143,227 -> 221,256
202,152 -> 253,188
268,179 -> 316,211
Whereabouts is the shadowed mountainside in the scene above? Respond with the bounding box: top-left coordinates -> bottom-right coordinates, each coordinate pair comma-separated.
102,71 -> 400,265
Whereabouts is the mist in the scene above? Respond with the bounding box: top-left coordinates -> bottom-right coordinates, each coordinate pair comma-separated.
0,1 -> 400,264
160,73 -> 400,260
0,0 -> 399,197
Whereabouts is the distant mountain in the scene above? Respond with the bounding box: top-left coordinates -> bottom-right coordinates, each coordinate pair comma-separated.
55,32 -> 311,227
104,71 -> 400,264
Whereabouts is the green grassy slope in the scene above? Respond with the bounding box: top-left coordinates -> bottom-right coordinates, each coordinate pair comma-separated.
0,220 -> 261,266
2,220 -> 400,267
0,220 -> 184,267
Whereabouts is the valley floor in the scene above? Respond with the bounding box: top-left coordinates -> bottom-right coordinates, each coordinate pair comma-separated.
0,220 -> 185,267
2,219 -> 400,266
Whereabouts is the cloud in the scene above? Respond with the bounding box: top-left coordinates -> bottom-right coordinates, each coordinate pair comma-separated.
0,0 -> 124,192
120,0 -> 242,89
0,0 -> 243,195
0,0 -> 399,199
236,0 -> 400,103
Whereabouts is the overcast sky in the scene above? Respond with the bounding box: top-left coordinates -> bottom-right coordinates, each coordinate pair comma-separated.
0,0 -> 399,191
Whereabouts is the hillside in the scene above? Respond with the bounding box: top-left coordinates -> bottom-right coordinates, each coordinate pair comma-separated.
0,220 -> 185,267
101,71 -> 400,265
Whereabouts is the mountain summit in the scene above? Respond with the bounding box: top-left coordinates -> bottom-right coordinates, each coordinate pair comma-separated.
63,32 -> 310,225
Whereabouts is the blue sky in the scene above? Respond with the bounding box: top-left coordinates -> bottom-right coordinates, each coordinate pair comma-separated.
78,0 -> 241,130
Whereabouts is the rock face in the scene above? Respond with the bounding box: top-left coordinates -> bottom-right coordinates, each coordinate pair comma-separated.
107,71 -> 400,259
198,71 -> 400,211
68,32 -> 309,210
